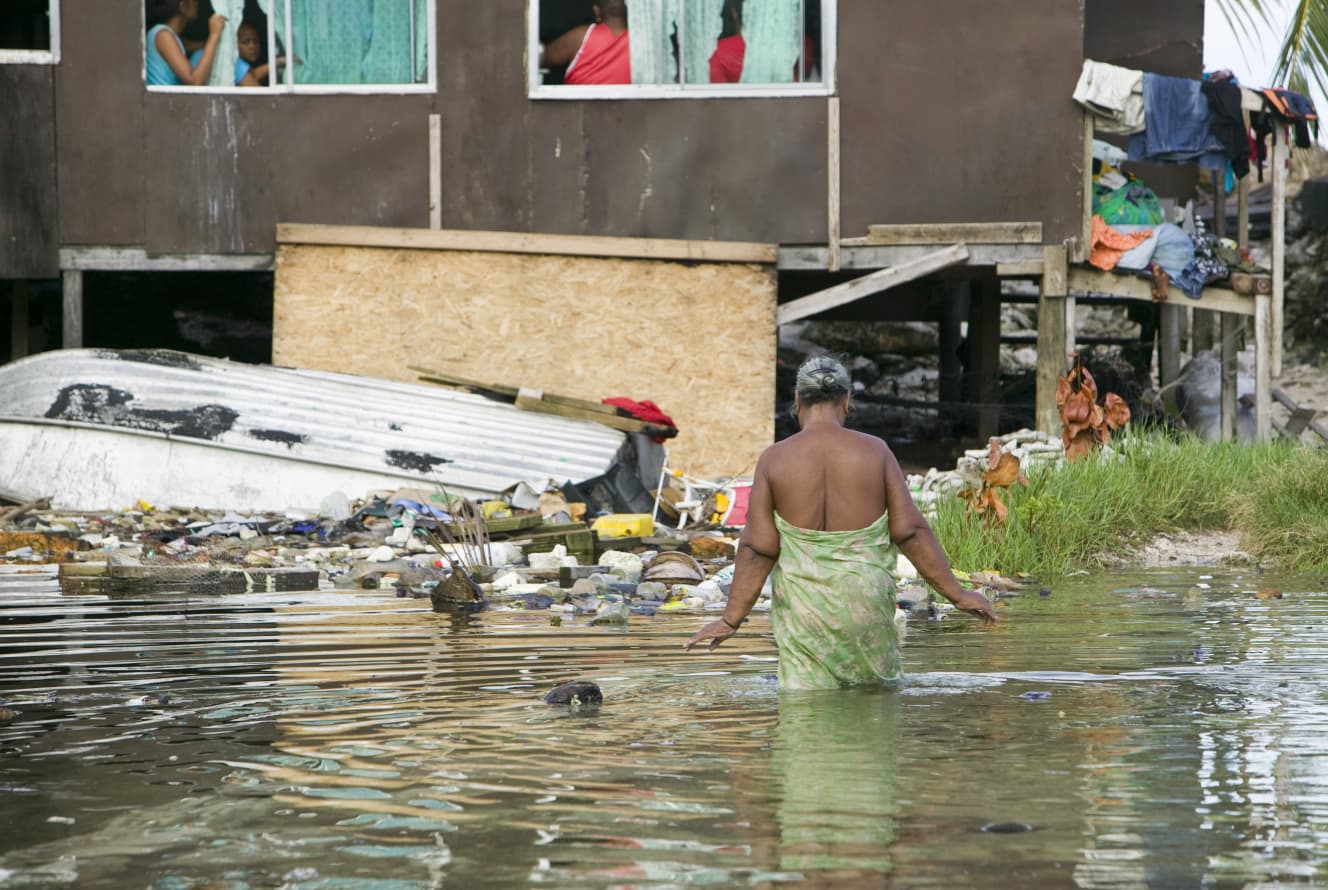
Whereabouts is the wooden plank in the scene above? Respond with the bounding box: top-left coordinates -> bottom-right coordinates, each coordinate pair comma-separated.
781,243 -> 1041,271
1271,141 -> 1287,377
429,113 -> 442,229
863,222 -> 1043,245
1255,292 -> 1273,440
1273,388 -> 1319,438
1079,109 -> 1093,264
776,243 -> 969,325
996,260 -> 1045,277
61,269 -> 82,349
515,389 -> 678,438
276,223 -> 780,265
827,96 -> 841,273
59,247 -> 274,272
1237,148 -> 1251,252
9,281 -> 28,360
410,365 -> 627,416
1036,245 -> 1068,436
974,275 -> 1002,439
1065,267 -> 1257,316
1221,313 -> 1239,440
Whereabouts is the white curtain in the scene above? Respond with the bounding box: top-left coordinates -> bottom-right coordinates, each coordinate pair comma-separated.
629,0 -> 803,86
205,0 -> 270,87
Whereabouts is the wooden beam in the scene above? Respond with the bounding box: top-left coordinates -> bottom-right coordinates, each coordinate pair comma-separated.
1079,109 -> 1094,264
1036,245 -> 1069,436
776,243 -> 969,325
974,274 -> 1002,439
59,247 -> 274,272
61,269 -> 82,349
784,243 -> 1040,271
1221,313 -> 1239,440
9,281 -> 28,360
1159,304 -> 1182,387
862,222 -> 1043,245
1271,141 -> 1288,377
1255,292 -> 1273,440
429,113 -> 442,230
515,388 -> 677,439
827,96 -> 841,273
1066,267 -> 1257,316
996,260 -> 1045,277
277,223 -> 779,265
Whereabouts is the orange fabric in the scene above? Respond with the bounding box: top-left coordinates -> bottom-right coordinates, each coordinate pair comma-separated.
1089,215 -> 1153,271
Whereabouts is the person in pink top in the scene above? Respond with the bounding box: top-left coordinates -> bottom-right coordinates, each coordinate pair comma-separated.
541,0 -> 630,85
709,0 -> 745,83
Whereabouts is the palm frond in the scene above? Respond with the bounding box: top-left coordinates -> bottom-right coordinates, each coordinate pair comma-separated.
1270,0 -> 1328,99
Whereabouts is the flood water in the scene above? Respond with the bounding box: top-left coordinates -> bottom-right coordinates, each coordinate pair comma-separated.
2,564 -> 1326,888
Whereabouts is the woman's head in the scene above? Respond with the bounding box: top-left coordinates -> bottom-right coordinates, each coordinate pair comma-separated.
794,354 -> 851,407
146,0 -> 198,28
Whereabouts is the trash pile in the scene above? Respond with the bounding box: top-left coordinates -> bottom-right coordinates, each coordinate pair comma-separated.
2,447 -> 1051,623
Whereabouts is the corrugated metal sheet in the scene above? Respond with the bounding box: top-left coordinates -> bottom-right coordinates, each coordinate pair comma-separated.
0,349 -> 629,508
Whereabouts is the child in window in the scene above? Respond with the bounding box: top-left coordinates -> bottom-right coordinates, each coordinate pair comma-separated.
235,21 -> 269,86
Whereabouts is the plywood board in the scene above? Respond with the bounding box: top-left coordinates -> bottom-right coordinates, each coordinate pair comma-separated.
273,243 -> 776,477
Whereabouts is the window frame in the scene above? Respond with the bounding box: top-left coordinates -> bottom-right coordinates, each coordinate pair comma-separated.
0,0 -> 61,65
143,0 -> 437,95
526,0 -> 836,100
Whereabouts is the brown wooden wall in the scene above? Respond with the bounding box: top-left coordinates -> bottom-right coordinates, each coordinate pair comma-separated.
1,66 -> 59,277
2,0 -> 1197,266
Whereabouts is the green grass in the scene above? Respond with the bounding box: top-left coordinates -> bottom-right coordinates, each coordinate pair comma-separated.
930,434 -> 1328,578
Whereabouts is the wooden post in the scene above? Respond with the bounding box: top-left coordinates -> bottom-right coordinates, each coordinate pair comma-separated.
429,113 -> 442,229
9,280 -> 29,359
1220,313 -> 1239,439
1158,303 -> 1181,386
1064,293 -> 1077,357
1079,110 -> 1093,264
1237,172 -> 1250,252
827,96 -> 841,273
938,280 -> 965,407
1036,244 -> 1069,436
1271,141 -> 1288,378
1255,292 -> 1272,440
973,274 -> 1003,439
61,269 -> 83,349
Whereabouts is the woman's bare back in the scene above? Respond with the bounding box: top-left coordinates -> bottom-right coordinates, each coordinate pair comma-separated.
762,424 -> 891,531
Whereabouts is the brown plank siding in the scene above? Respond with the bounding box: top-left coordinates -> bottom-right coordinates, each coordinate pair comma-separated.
54,0 -> 145,248
838,0 -> 1087,244
1084,0 -> 1204,201
0,66 -> 58,277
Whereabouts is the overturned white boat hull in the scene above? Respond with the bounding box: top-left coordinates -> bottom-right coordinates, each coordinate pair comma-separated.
0,349 -> 642,512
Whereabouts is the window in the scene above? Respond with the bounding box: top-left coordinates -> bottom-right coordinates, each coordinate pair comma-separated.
144,0 -> 434,93
530,0 -> 833,98
1,0 -> 59,64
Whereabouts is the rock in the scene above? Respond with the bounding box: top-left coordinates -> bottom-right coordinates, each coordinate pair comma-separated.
599,550 -> 643,583
589,601 -> 630,625
635,581 -> 668,602
366,545 -> 396,563
544,681 -> 602,706
568,578 -> 596,597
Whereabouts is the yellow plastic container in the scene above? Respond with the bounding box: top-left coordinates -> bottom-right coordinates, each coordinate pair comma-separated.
591,513 -> 655,538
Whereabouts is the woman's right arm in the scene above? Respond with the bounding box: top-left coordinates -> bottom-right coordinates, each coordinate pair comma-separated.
185,14 -> 229,86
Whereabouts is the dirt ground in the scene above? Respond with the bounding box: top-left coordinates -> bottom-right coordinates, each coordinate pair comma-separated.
1101,528 -> 1253,569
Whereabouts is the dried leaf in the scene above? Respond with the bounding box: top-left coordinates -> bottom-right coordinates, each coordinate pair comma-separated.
1065,428 -> 1097,461
1103,392 -> 1131,430
1254,588 -> 1283,600
983,451 -> 1024,488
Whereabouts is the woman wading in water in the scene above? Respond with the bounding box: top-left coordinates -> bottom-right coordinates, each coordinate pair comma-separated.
685,355 -> 997,689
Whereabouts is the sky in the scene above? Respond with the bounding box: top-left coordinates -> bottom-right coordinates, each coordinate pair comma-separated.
1204,0 -> 1281,84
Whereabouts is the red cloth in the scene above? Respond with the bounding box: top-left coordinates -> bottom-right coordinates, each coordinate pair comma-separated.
602,397 -> 676,442
709,34 -> 745,83
565,24 -> 631,85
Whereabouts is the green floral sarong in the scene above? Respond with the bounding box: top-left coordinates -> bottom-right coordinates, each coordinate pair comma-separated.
770,511 -> 902,690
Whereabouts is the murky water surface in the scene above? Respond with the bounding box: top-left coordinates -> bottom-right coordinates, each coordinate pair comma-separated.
2,564 -> 1327,888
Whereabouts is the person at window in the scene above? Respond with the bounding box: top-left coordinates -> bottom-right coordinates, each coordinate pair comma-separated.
541,0 -> 630,86
709,0 -> 745,84
684,355 -> 997,690
234,20 -> 288,86
145,0 -> 226,86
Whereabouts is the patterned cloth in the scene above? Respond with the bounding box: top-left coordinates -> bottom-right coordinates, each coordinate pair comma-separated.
770,512 -> 903,690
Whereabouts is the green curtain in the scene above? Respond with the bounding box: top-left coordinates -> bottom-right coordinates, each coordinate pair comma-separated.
273,0 -> 425,85
680,0 -> 724,85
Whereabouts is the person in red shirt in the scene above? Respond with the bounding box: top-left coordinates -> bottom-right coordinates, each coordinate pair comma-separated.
541,1 -> 630,85
709,0 -> 745,84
